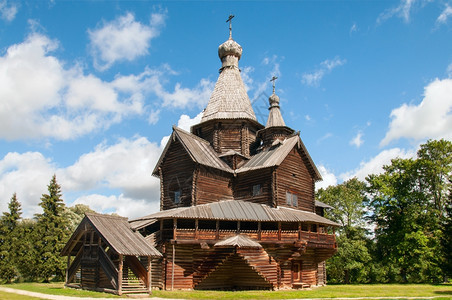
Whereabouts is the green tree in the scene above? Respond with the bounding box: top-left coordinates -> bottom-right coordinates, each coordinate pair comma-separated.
34,175 -> 70,282
13,218 -> 38,281
367,139 -> 452,283
441,184 -> 452,280
317,178 -> 371,283
63,204 -> 95,231
0,193 -> 22,282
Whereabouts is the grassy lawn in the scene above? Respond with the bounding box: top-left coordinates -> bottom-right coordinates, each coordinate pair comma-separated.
0,290 -> 43,300
1,282 -> 451,299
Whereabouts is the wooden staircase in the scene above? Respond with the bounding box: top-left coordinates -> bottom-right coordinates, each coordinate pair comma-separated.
122,265 -> 148,294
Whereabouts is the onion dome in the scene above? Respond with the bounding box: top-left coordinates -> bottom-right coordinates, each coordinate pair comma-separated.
218,38 -> 242,70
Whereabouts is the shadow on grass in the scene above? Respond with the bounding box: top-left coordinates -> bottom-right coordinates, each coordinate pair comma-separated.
434,290 -> 452,295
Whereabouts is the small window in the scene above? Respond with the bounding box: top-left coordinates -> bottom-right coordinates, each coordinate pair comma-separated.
174,190 -> 181,204
252,184 -> 262,196
286,191 -> 298,207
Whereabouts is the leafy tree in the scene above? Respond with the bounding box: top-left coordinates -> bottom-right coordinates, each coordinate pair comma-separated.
441,184 -> 452,280
367,139 -> 452,283
317,178 -> 371,283
34,175 -> 70,282
64,204 -> 95,231
13,218 -> 38,281
0,193 -> 22,282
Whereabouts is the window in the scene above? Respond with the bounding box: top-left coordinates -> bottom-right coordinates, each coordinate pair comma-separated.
252,184 -> 262,196
174,190 -> 181,204
286,191 -> 298,207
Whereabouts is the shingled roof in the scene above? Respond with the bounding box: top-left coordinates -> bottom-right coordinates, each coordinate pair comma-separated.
236,135 -> 322,181
152,126 -> 233,176
129,200 -> 340,229
62,213 -> 161,257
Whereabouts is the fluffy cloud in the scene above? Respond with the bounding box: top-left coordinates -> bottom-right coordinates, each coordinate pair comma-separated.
89,12 -> 166,71
350,131 -> 364,148
381,78 -> 452,146
0,0 -> 17,21
0,33 -> 214,141
340,147 -> 415,181
0,136 -> 163,218
0,152 -> 54,216
302,57 -> 346,87
315,165 -> 338,190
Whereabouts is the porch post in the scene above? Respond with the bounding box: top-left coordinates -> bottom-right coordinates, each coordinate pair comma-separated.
118,254 -> 123,295
66,255 -> 70,284
147,256 -> 152,294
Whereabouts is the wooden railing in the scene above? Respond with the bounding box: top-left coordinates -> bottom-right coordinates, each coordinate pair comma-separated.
67,247 -> 83,283
124,256 -> 148,288
98,246 -> 118,289
173,228 -> 335,244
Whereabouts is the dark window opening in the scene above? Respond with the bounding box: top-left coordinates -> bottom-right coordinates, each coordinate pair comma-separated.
252,184 -> 262,196
286,191 -> 298,207
178,219 -> 195,229
174,190 -> 181,204
219,220 -> 236,230
301,223 -> 309,231
281,222 -> 298,231
240,221 -> 258,231
310,224 -> 317,232
198,220 -> 217,230
261,222 -> 278,230
144,221 -> 160,235
162,219 -> 173,230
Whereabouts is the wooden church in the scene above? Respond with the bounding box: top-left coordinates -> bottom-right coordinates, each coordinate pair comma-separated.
62,22 -> 339,294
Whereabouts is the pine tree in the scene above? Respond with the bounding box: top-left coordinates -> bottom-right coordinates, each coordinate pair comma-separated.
34,175 -> 70,282
0,193 -> 22,282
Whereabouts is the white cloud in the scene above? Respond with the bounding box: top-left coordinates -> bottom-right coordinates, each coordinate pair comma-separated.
0,136 -> 163,218
315,165 -> 338,190
159,111 -> 203,148
381,78 -> 452,146
340,148 -> 415,182
73,194 -> 160,220
89,12 -> 165,71
350,131 -> 364,148
377,0 -> 416,24
0,32 -> 213,141
0,152 -> 54,217
437,4 -> 452,24
0,0 -> 17,21
302,57 -> 346,87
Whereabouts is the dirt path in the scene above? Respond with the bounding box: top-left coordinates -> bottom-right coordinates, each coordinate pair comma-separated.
0,286 -> 172,300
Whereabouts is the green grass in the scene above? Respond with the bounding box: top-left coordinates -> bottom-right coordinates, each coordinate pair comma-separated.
0,291 -> 43,300
1,282 -> 452,299
0,282 -> 119,298
152,284 -> 452,299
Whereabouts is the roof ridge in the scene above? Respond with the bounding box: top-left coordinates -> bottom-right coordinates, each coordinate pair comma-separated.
172,126 -> 211,145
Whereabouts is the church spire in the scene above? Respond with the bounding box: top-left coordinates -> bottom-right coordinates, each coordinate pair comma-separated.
199,16 -> 257,123
265,76 -> 286,128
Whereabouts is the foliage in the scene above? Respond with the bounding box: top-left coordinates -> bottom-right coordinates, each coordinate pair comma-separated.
317,178 -> 371,283
0,193 -> 22,283
33,175 -> 71,282
367,139 -> 451,283
441,185 -> 452,279
63,204 -> 95,231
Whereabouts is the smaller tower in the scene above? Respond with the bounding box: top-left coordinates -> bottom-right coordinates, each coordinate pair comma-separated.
257,77 -> 295,148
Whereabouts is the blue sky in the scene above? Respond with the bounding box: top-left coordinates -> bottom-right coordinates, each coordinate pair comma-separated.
1,1 -> 451,219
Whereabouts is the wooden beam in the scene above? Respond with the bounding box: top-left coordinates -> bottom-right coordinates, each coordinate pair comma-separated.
171,244 -> 175,290
118,254 -> 123,296
147,256 -> 152,294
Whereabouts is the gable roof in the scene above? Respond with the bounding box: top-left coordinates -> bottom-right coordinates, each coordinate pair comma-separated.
62,213 -> 161,257
214,234 -> 262,248
236,135 -> 322,181
129,200 -> 340,228
152,126 -> 233,176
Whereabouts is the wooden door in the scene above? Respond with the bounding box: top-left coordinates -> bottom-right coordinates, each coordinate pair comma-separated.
291,261 -> 302,283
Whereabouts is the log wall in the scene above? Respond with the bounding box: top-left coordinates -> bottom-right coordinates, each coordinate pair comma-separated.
234,169 -> 272,206
161,139 -> 195,210
276,147 -> 315,212
195,166 -> 233,205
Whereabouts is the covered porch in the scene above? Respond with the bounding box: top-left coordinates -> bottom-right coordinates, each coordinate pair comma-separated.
61,213 -> 162,295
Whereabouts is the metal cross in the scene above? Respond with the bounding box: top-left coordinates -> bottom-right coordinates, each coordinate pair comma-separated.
270,76 -> 278,93
226,15 -> 234,39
